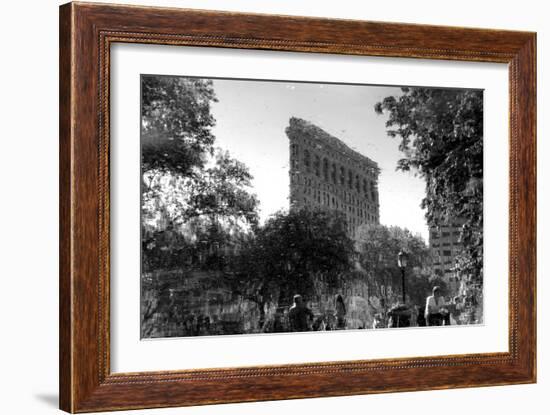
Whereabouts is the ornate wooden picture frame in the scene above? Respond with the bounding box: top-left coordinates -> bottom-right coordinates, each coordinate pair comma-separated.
59,2 -> 536,412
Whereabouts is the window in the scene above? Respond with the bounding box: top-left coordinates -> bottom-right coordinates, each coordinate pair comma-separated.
443,250 -> 452,257
348,170 -> 353,189
340,166 -> 345,185
314,155 -> 320,177
355,174 -> 360,192
322,158 -> 329,181
303,149 -> 311,172
331,163 -> 337,184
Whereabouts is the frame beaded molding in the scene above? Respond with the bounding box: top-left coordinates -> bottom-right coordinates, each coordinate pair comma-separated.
97,29 -> 521,383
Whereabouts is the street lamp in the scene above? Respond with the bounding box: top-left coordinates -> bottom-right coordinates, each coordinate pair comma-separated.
397,249 -> 409,304
378,252 -> 388,323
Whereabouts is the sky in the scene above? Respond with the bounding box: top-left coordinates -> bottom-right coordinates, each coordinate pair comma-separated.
208,78 -> 429,242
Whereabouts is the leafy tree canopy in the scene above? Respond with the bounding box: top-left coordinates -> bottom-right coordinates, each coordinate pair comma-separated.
141,76 -> 218,176
355,224 -> 443,308
356,224 -> 430,273
142,148 -> 259,239
233,208 -> 355,304
375,87 -> 483,280
184,150 -> 259,226
140,76 -> 260,273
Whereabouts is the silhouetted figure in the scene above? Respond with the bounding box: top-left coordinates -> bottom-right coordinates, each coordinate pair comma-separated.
288,294 -> 314,332
335,294 -> 347,329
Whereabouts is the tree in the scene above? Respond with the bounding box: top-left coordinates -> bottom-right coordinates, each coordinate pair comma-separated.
230,208 -> 355,320
182,149 -> 260,227
355,224 -> 438,308
260,208 -> 354,300
375,88 -> 483,281
140,75 -> 260,272
141,76 -> 219,227
142,149 -> 260,272
141,76 -> 218,177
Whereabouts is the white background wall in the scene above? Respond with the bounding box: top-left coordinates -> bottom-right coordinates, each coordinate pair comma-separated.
0,0 -> 546,414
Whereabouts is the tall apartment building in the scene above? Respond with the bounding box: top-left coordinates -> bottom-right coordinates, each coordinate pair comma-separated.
428,219 -> 465,280
285,117 -> 380,238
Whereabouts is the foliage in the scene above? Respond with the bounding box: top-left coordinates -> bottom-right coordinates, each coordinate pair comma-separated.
142,227 -> 190,272
183,150 -> 260,226
231,208 -> 355,306
141,76 -> 218,177
355,224 -> 439,307
375,87 -> 483,281
140,76 -> 260,273
406,271 -> 448,310
143,149 -> 259,224
141,150 -> 260,273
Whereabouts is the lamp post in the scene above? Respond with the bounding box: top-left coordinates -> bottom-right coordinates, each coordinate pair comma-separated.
397,249 -> 409,304
386,250 -> 412,328
378,252 -> 388,325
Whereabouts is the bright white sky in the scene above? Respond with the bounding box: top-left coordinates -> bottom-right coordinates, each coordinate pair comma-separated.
209,78 -> 429,242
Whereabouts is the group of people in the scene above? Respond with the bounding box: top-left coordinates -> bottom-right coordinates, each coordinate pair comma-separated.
424,285 -> 475,326
287,294 -> 347,332
146,284 -> 473,337
286,285 -> 471,332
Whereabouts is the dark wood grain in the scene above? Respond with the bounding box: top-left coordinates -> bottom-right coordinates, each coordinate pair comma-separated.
59,3 -> 73,411
59,2 -> 536,412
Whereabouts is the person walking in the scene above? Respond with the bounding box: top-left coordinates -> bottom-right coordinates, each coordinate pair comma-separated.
288,294 -> 314,332
424,286 -> 448,326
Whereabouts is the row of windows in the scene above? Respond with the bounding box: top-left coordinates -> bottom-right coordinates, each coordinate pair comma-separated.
430,223 -> 464,231
291,140 -> 376,177
431,230 -> 461,240
296,181 -> 377,214
294,146 -> 377,199
299,193 -> 378,223
291,175 -> 377,212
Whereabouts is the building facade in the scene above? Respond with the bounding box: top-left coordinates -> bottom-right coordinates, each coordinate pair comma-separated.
286,117 -> 380,238
428,219 -> 464,280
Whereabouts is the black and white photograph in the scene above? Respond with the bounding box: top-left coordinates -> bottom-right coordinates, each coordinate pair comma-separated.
2,0 -> 545,414
140,75 -> 484,339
